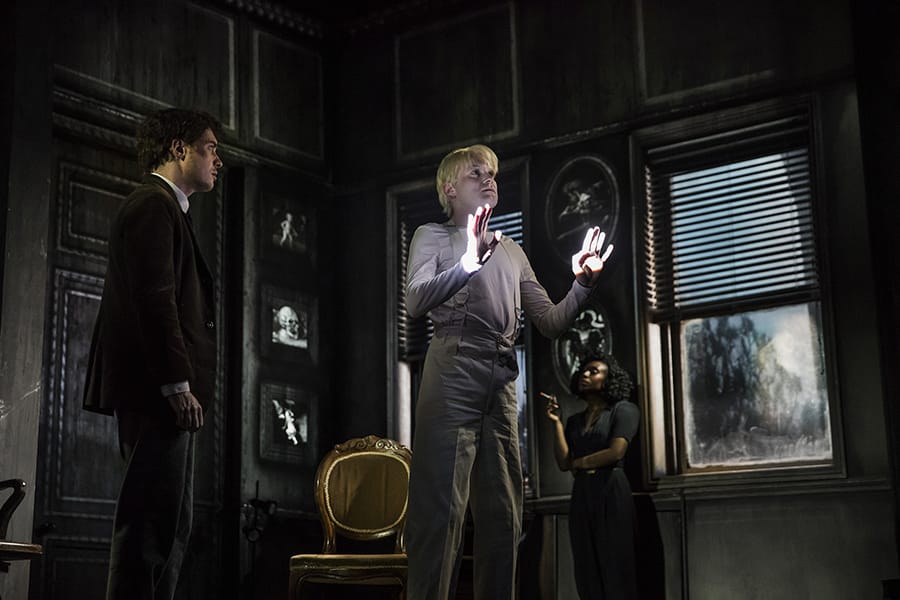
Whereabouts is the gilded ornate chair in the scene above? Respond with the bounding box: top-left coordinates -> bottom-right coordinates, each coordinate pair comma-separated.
289,435 -> 411,599
0,479 -> 42,573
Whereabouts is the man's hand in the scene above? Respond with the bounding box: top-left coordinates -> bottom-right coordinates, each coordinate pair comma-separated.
167,391 -> 204,432
572,226 -> 614,287
461,204 -> 502,273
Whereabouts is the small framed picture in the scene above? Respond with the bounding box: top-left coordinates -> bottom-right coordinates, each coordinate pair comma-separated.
260,284 -> 317,363
261,193 -> 316,265
259,381 -> 318,466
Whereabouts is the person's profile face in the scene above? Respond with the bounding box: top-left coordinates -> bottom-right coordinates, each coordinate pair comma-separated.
577,360 -> 609,394
183,128 -> 222,193
448,161 -> 498,219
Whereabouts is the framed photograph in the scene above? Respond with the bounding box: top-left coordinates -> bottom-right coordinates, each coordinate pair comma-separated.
260,284 -> 317,363
259,381 -> 318,466
544,154 -> 621,264
260,192 -> 316,266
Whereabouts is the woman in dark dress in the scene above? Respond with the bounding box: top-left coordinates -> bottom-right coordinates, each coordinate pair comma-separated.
543,352 -> 639,600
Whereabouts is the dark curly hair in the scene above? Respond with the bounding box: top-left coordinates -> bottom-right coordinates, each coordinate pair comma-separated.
136,108 -> 221,173
569,352 -> 634,404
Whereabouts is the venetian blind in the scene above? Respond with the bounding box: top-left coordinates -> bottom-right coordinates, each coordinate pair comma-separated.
643,111 -> 820,320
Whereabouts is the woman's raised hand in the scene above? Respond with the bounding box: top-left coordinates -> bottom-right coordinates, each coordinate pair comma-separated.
541,392 -> 561,424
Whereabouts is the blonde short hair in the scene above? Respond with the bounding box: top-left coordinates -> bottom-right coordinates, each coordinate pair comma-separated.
435,144 -> 499,217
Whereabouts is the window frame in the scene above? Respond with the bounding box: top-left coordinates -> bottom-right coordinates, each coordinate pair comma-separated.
630,96 -> 846,487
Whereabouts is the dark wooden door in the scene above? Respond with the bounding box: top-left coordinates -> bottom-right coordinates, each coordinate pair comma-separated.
28,127 -> 228,599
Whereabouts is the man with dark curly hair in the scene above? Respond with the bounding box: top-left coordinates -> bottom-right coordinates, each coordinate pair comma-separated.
83,108 -> 222,600
543,352 -> 639,600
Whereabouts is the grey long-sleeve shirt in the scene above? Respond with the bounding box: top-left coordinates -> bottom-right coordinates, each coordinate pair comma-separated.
405,223 -> 592,343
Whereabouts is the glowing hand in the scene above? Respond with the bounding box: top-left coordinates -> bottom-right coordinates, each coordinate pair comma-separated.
461,204 -> 502,273
572,227 -> 613,287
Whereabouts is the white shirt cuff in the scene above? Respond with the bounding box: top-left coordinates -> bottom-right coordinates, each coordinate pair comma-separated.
161,381 -> 190,397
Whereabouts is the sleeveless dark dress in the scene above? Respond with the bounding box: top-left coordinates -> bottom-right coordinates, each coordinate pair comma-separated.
564,400 -> 640,600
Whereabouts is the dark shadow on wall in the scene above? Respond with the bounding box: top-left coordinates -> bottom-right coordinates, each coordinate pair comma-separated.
634,494 -> 667,600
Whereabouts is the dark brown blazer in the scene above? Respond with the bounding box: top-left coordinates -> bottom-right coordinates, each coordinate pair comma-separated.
83,175 -> 217,418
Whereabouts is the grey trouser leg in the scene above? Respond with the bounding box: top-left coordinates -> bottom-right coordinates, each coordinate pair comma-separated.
106,413 -> 195,600
406,332 -> 522,600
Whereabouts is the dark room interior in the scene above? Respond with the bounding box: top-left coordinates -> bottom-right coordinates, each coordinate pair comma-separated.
2,0 -> 899,598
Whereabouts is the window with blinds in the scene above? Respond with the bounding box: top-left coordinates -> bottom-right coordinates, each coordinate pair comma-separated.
644,113 -> 819,320
396,201 -> 443,362
636,103 -> 837,475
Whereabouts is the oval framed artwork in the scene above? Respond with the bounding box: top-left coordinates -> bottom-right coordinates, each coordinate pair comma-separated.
551,305 -> 613,390
544,155 -> 620,264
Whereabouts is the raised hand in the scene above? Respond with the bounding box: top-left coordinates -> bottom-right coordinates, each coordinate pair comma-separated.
461,204 -> 502,273
571,226 -> 613,287
541,392 -> 561,424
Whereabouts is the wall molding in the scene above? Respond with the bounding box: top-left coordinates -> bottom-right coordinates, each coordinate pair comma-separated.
219,0 -> 325,38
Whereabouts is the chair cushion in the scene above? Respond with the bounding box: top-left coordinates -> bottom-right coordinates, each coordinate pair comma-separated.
290,553 -> 407,570
0,540 -> 42,562
290,553 -> 407,588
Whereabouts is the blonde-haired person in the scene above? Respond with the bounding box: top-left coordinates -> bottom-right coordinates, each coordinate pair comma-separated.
404,143 -> 614,600
435,144 -> 499,217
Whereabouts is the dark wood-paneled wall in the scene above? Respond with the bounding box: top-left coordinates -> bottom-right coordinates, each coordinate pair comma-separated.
3,1 -> 331,598
3,0 -> 900,598
0,0 -> 53,598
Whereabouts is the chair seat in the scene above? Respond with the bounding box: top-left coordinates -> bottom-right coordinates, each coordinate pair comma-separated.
290,553 -> 406,586
291,552 -> 406,570
0,540 -> 42,562
0,541 -> 43,573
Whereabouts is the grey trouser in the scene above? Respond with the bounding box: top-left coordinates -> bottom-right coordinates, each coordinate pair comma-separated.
106,412 -> 195,600
406,329 -> 523,600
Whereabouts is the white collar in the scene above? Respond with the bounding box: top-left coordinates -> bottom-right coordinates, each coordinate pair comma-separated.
150,172 -> 190,214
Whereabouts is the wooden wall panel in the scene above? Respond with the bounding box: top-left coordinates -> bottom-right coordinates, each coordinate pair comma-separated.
252,30 -> 324,160
56,163 -> 138,261
636,0 -> 852,105
687,490 -> 895,599
0,3 -> 53,597
42,539 -> 110,600
519,1 -> 636,138
334,36 -> 395,183
395,3 -> 519,159
51,1 -> 236,129
327,188 -> 388,443
45,269 -> 120,517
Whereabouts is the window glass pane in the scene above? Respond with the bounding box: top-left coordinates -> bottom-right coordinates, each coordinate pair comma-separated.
514,345 -> 531,491
681,302 -> 831,468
